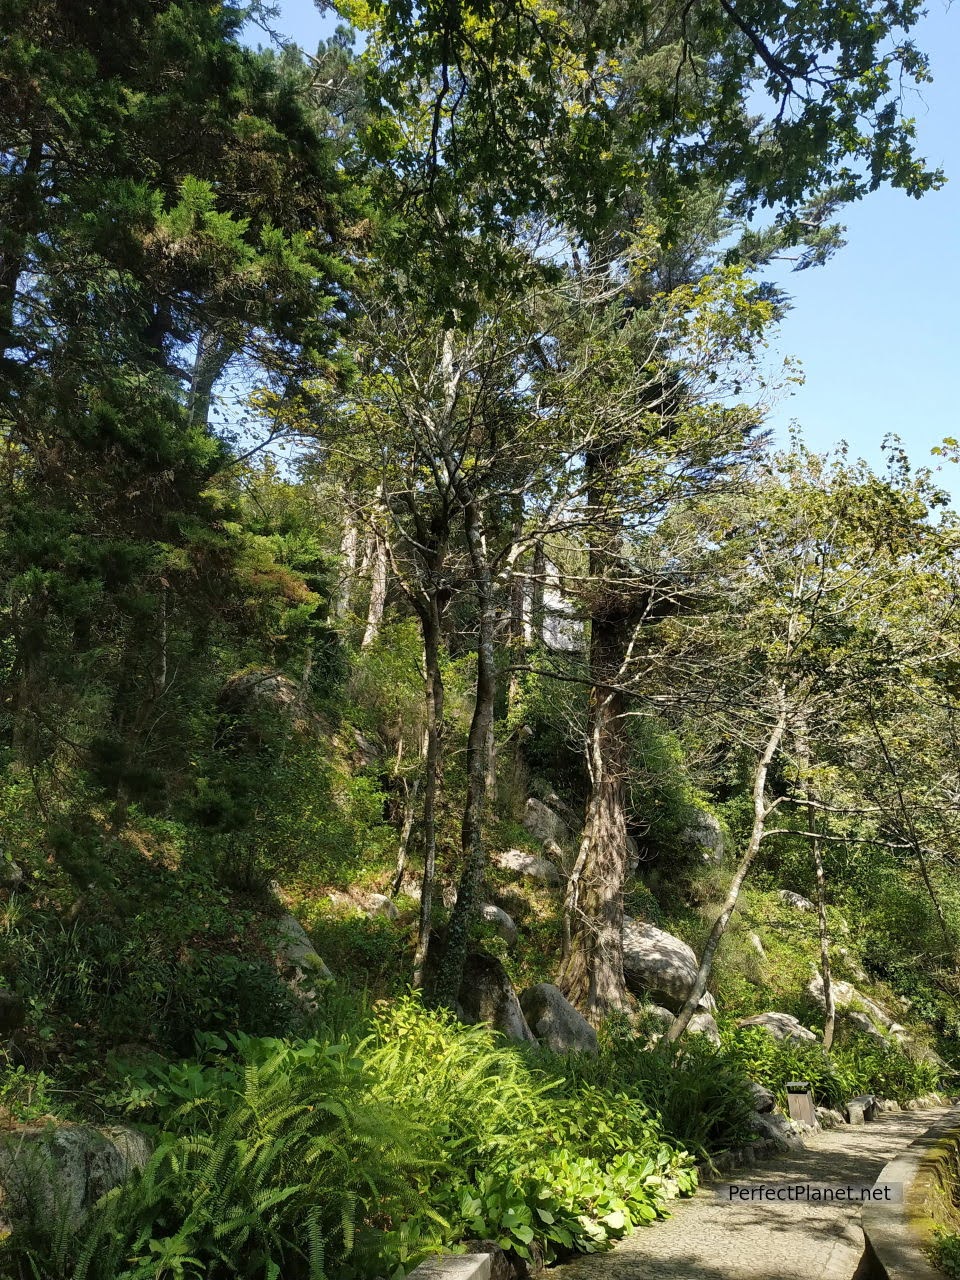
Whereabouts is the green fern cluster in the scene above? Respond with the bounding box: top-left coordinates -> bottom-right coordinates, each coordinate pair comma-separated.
361,999 -> 697,1265
14,1037 -> 435,1280
8,998 -> 698,1279
551,1015 -> 759,1156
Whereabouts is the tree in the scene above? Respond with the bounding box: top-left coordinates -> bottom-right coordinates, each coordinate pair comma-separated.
341,0 -> 941,313
0,0 -> 353,847
667,442 -> 959,1040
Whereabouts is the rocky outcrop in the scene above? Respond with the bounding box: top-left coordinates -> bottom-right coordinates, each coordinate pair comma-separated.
736,1012 -> 817,1044
806,975 -> 901,1040
519,984 -> 598,1055
274,913 -> 333,1012
748,1082 -> 775,1113
0,1124 -> 151,1231
835,946 -> 868,983
622,918 -> 714,1012
777,890 -> 814,911
641,1004 -> 677,1029
680,811 -> 724,863
750,1111 -> 807,1152
479,903 -> 517,945
0,859 -> 23,891
816,1107 -> 847,1129
522,799 -> 572,847
490,848 -> 563,887
459,953 -> 535,1044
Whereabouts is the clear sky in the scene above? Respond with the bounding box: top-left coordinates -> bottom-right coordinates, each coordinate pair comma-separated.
243,1 -> 959,485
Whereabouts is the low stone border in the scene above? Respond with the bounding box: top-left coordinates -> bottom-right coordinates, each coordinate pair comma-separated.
699,1093 -> 952,1182
406,1254 -> 493,1280
698,1138 -> 784,1179
861,1105 -> 960,1280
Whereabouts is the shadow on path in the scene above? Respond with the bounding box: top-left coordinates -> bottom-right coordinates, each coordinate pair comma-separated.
551,1109 -> 942,1280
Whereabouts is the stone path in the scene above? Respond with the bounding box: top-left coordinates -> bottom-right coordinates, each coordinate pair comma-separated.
553,1109 -> 943,1280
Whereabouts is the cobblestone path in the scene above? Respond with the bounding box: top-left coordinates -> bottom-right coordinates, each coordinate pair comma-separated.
553,1109 -> 942,1280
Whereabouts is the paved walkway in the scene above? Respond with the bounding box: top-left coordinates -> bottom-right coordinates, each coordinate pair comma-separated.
553,1109 -> 943,1280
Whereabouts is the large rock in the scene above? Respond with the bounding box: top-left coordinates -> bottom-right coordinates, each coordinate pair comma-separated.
0,859 -> 23,891
459,953 -> 536,1044
737,1012 -> 817,1044
816,1107 -> 848,1129
680,811 -> 724,863
778,890 -> 814,912
0,991 -> 25,1035
641,1004 -> 677,1029
687,1011 -> 721,1045
520,984 -> 598,1055
274,913 -> 333,1012
847,1010 -> 885,1040
365,893 -> 399,921
835,946 -> 868,983
748,1082 -> 775,1113
522,798 -> 572,847
806,976 -> 896,1036
491,848 -> 563,887
479,903 -> 518,945
622,918 -> 714,1012
750,1111 -> 807,1152
0,1124 -> 151,1231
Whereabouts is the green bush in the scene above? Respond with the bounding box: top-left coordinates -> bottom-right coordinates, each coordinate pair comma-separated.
362,999 -> 697,1265
931,1229 -> 960,1278
724,1026 -> 940,1109
555,1015 -> 758,1156
6,998 -> 698,1279
0,872 -> 302,1060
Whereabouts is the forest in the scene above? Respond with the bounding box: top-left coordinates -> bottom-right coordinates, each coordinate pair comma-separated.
1,0 -> 959,1277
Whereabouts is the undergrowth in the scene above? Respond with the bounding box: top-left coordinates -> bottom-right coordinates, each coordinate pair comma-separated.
2,997 -> 697,1280
725,1026 -> 940,1109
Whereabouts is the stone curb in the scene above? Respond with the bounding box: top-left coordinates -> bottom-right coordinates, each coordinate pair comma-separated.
698,1093 -> 951,1183
406,1255 -> 493,1280
861,1106 -> 960,1280
697,1138 -> 784,1180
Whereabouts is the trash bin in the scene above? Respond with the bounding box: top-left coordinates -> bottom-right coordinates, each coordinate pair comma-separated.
785,1080 -> 817,1127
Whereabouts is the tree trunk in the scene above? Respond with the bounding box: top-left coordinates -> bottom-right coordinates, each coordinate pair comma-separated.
412,600 -> 444,986
529,542 -> 546,644
0,136 -> 42,368
555,442 -> 633,1022
506,549 -> 527,721
556,613 -> 632,1023
797,727 -> 835,1050
188,327 -> 234,427
391,761 -> 422,897
361,534 -> 388,650
432,517 -> 497,1008
666,696 -> 787,1042
812,827 -> 835,1050
333,512 -> 360,620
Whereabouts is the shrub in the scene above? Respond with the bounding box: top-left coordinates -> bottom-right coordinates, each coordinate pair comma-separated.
555,1016 -> 758,1156
361,1000 -> 697,1264
931,1229 -> 960,1278
7,998 -> 698,1279
724,1026 -> 940,1109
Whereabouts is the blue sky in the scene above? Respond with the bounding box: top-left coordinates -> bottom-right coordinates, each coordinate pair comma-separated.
244,1 -> 958,487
